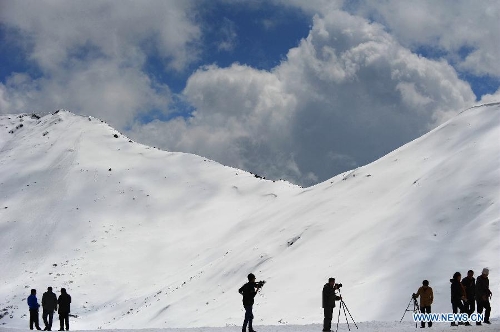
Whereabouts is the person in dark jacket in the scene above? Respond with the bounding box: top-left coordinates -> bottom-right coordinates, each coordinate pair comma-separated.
476,268 -> 492,325
238,273 -> 262,332
27,289 -> 42,330
42,287 -> 58,331
57,288 -> 71,331
450,272 -> 466,326
322,278 -> 341,332
461,270 -> 475,317
413,279 -> 434,328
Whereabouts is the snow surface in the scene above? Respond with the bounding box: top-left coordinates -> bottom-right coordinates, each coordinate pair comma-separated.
0,104 -> 499,330
1,321 -> 500,332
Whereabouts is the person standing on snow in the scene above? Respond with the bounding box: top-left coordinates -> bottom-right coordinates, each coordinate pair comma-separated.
42,287 -> 58,331
322,277 -> 341,332
450,272 -> 467,326
413,279 -> 434,328
461,270 -> 476,317
57,288 -> 71,331
238,273 -> 263,332
28,289 -> 42,330
476,268 -> 492,325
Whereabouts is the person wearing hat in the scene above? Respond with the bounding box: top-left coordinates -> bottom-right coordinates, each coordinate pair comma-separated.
238,273 -> 262,332
322,277 -> 341,332
413,280 -> 434,328
476,268 -> 492,325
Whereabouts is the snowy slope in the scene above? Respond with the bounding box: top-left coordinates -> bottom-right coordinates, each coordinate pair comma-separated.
0,104 -> 499,330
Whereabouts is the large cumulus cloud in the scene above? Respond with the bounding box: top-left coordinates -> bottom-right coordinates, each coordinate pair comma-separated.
350,0 -> 500,77
129,10 -> 476,186
0,0 -> 200,125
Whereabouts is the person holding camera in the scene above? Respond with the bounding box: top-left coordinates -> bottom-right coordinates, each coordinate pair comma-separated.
412,280 -> 433,328
322,278 -> 341,332
238,273 -> 265,332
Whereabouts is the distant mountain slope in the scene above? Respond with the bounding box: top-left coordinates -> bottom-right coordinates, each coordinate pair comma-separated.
0,104 -> 498,329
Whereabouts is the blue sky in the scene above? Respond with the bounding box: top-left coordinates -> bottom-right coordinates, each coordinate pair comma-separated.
1,0 -> 499,186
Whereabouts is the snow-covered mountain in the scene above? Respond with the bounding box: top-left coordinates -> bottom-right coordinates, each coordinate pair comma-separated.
0,104 -> 499,329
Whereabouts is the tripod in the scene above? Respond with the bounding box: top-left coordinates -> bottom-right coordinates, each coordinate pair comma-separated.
399,295 -> 420,328
335,290 -> 358,332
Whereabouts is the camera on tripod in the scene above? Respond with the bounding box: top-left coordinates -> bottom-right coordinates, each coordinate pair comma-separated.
335,283 -> 343,289
256,280 -> 266,288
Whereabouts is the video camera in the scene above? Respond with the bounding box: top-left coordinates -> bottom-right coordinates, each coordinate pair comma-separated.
335,283 -> 343,289
256,280 -> 266,288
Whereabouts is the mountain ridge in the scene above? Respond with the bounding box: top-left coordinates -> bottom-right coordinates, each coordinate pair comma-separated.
0,104 -> 498,328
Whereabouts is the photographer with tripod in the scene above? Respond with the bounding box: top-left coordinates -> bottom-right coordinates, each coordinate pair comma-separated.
238,273 -> 265,332
412,280 -> 433,328
322,278 -> 341,332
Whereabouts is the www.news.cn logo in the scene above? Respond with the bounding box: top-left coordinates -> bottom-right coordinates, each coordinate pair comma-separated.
413,313 -> 484,323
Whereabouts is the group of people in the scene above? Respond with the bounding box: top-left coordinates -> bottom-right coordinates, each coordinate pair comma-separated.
413,267 -> 492,328
27,287 -> 71,331
239,269 -> 493,332
238,274 -> 344,332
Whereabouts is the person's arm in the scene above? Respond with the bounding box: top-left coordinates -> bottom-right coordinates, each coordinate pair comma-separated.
430,288 -> 434,305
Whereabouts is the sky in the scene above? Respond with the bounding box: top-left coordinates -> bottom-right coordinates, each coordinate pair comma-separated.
0,0 -> 499,186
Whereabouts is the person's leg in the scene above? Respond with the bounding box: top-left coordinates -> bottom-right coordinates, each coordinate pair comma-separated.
323,307 -> 333,331
459,301 -> 466,324
470,298 -> 475,316
34,310 -> 41,330
242,306 -> 251,332
30,310 -> 35,330
463,301 -> 470,316
247,306 -> 254,332
419,307 -> 426,328
48,311 -> 54,330
59,314 -> 64,331
476,300 -> 483,325
451,302 -> 458,326
43,310 -> 49,330
64,314 -> 69,331
484,300 -> 491,323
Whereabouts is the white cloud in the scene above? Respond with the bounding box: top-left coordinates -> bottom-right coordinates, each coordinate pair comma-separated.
0,0 -> 201,124
128,10 -> 476,186
0,0 -> 201,72
479,88 -> 500,105
0,1 -> 490,185
217,18 -> 238,52
351,0 -> 500,77
0,61 -> 171,128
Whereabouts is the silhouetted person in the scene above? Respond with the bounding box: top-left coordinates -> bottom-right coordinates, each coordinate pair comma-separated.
461,270 -> 475,317
57,288 -> 71,331
238,273 -> 262,332
476,268 -> 492,325
413,279 -> 433,328
27,289 -> 42,330
450,272 -> 466,326
42,287 -> 58,331
322,277 -> 341,332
